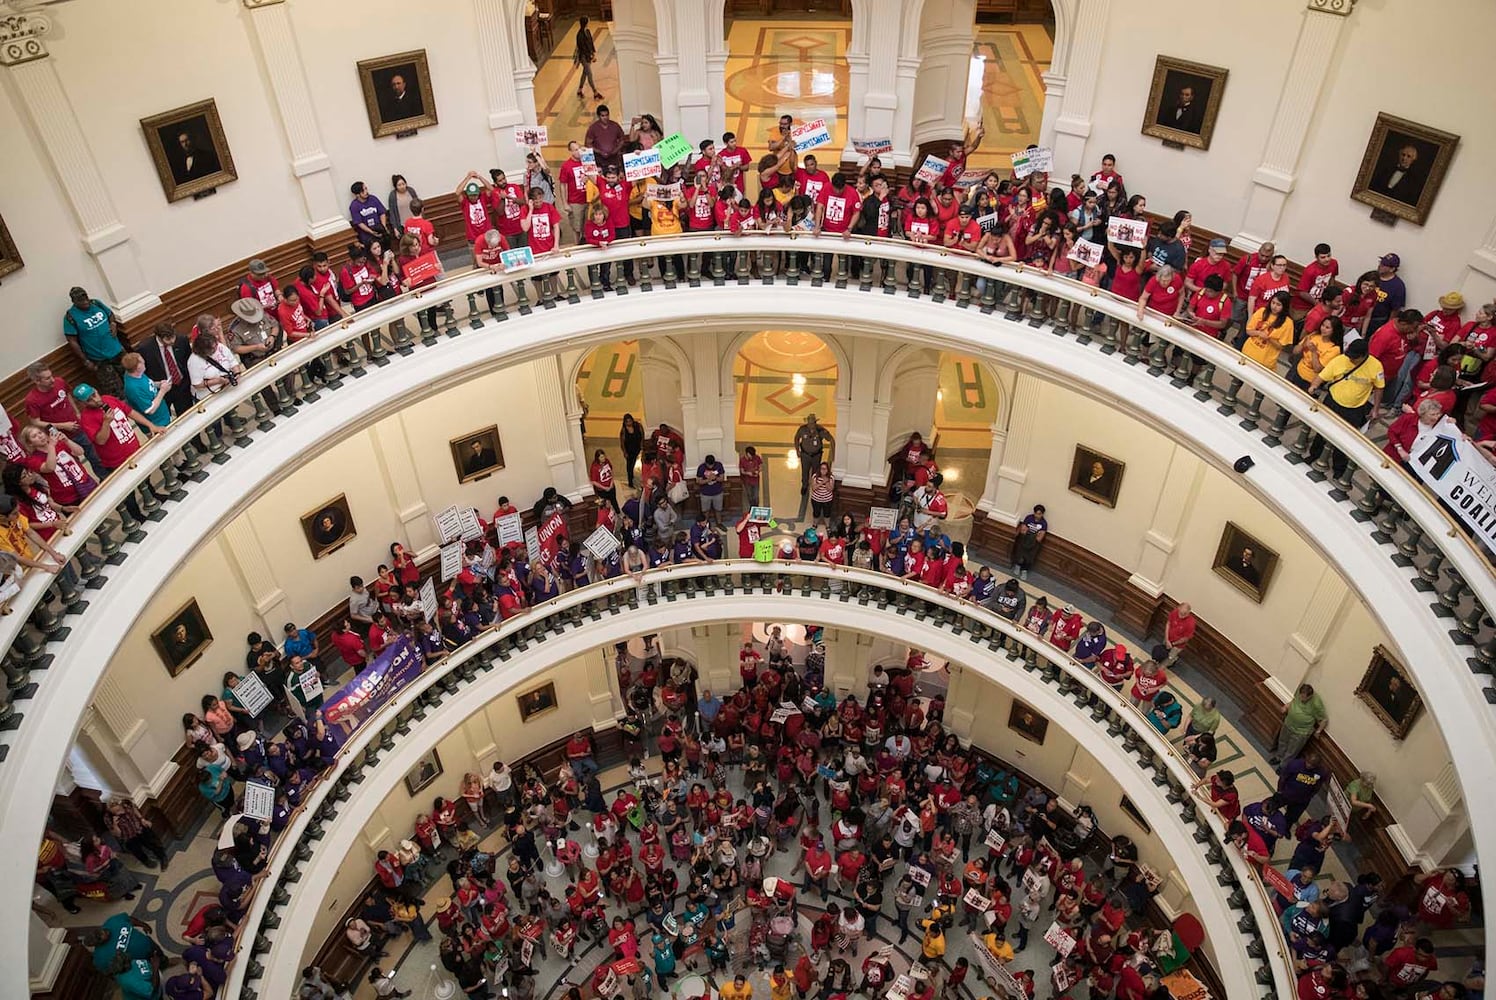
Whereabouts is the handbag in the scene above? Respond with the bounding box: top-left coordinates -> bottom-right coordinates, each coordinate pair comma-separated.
668,480 -> 689,503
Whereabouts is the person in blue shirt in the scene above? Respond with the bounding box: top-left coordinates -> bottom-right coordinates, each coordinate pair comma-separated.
282,622 -> 319,659
64,286 -> 126,396
90,912 -> 160,973
1146,691 -> 1183,734
690,514 -> 722,560
697,689 -> 723,728
121,352 -> 173,428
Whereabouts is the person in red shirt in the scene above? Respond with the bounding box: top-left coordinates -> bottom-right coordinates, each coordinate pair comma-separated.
1300,284 -> 1345,348
1048,604 -> 1084,651
23,363 -> 101,468
1383,939 -> 1438,988
944,203 -> 982,256
1295,965 -> 1346,1000
596,165 -> 635,283
1163,602 -> 1196,664
523,186 -> 562,294
275,285 -> 317,343
683,171 -> 718,232
488,167 -> 529,248
558,141 -> 592,240
1413,869 -> 1471,929
1137,264 -> 1183,320
1094,644 -> 1132,689
238,258 -> 280,312
1184,274 -> 1231,337
717,131 -> 753,190
1185,238 -> 1233,296
1230,240 -> 1275,331
338,245 -> 380,312
401,198 -> 439,255
1339,270 -> 1378,336
470,229 -> 510,313
293,262 -> 336,331
1370,309 -> 1424,409
454,172 -> 495,245
1293,242 -> 1339,314
1384,397 -> 1445,469
1196,769 -> 1241,821
331,619 -> 367,667
794,154 -> 830,203
74,383 -> 153,472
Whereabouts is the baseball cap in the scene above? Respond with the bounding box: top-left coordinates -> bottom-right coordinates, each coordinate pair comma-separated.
957,204 -> 974,216
72,383 -> 97,402
1208,238 -> 1227,250
1379,253 -> 1400,268
465,182 -> 482,197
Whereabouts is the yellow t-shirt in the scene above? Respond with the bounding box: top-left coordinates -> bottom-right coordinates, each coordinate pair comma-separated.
0,513 -> 34,561
983,933 -> 1015,963
1318,354 -> 1385,408
651,202 -> 683,235
769,977 -> 793,1000
1296,335 -> 1341,383
721,983 -> 752,1000
1242,308 -> 1294,369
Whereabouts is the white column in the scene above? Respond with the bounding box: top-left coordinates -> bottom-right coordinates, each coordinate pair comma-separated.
841,338 -> 880,487
241,0 -> 346,238
1127,444 -> 1204,595
910,0 -> 976,149
946,663 -> 977,741
654,0 -> 725,141
1035,71 -> 1067,152
679,395 -> 700,469
1387,761 -> 1469,870
980,372 -> 1041,521
1048,0 -> 1110,176
372,419 -> 437,556
534,355 -> 582,495
28,913 -> 69,993
221,516 -> 293,635
689,334 -> 725,469
841,0 -> 924,168
1459,212 -> 1496,307
611,0 -> 662,122
474,0 -> 539,172
0,11 -> 161,319
583,648 -> 621,730
1272,567 -> 1349,692
1235,0 -> 1356,248
89,676 -> 163,797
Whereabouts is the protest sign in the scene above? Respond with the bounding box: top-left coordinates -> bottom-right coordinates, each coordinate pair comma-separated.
419,578 -> 438,622
1410,415 -> 1496,549
579,147 -> 596,166
401,251 -> 441,286
977,212 -> 1001,234
749,506 -> 773,523
536,511 -> 568,567
229,672 -> 273,717
298,667 -> 324,703
656,132 -> 693,167
1052,962 -> 1080,992
497,512 -> 524,547
968,934 -> 1024,995
1327,775 -> 1352,832
1043,922 -> 1076,955
242,781 -> 275,821
650,182 -> 683,203
984,828 -> 1007,853
791,119 -> 833,153
501,246 -> 535,271
1161,969 -> 1213,1000
953,168 -> 984,189
1107,216 -> 1148,248
909,962 -> 931,981
623,148 -> 663,181
1010,146 -> 1053,178
1262,864 -> 1295,899
434,505 -> 465,544
440,541 -> 464,582
907,865 -> 932,887
915,155 -> 949,185
525,526 -> 542,564
963,888 -> 991,911
1068,238 -> 1105,267
323,637 -> 424,728
584,525 -> 621,561
458,507 -> 483,541
514,125 -> 548,146
868,506 -> 899,530
852,137 -> 893,156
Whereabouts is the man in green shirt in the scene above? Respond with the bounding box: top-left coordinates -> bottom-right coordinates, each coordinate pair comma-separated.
89,912 -> 160,973
63,286 -> 127,398
1270,683 -> 1327,765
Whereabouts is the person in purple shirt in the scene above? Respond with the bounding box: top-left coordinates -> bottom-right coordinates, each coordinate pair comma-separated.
1242,795 -> 1289,853
671,531 -> 695,563
1072,621 -> 1108,667
690,513 -> 722,560
164,962 -> 213,1000
696,455 -> 726,524
649,540 -> 672,568
349,181 -> 390,246
1276,751 -> 1329,825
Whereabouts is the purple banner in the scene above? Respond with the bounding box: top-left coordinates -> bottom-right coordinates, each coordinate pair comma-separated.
322,636 -> 424,729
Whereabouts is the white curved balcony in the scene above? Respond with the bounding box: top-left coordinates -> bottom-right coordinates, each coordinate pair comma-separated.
0,234 -> 1492,994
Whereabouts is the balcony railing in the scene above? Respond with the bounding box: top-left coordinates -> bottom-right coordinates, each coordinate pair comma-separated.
223,561 -> 1293,1000
1,233 -> 1492,996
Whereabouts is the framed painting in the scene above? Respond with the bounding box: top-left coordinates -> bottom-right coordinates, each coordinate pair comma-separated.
1350,113 -> 1459,225
1354,644 -> 1422,739
1007,700 -> 1049,745
404,748 -> 443,796
0,213 -> 21,280
450,425 -> 505,483
517,681 -> 558,722
1211,521 -> 1279,603
1068,445 -> 1125,508
1141,56 -> 1228,151
1119,795 -> 1153,835
300,493 -> 357,560
151,597 -> 213,677
140,99 -> 238,202
357,50 -> 439,139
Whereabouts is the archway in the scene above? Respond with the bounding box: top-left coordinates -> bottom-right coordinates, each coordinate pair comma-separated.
731,330 -> 840,514
881,348 -> 1003,510
575,340 -> 645,483
529,4 -> 622,169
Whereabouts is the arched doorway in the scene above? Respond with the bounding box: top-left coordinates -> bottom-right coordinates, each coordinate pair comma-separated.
882,348 -> 1002,507
529,6 -> 621,169
575,340 -> 645,485
731,330 -> 839,516
963,5 -> 1054,172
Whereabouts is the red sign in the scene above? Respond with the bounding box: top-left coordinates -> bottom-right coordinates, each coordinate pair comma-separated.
537,511 -> 568,568
403,251 -> 441,288
611,958 -> 642,976
1261,864 -> 1295,899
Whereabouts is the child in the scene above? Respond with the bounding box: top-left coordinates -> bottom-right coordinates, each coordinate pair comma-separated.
583,202 -> 615,289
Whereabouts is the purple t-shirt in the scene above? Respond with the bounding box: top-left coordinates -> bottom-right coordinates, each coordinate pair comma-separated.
349,195 -> 388,238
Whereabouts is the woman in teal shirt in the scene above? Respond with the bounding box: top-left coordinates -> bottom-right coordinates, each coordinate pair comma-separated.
121,352 -> 173,428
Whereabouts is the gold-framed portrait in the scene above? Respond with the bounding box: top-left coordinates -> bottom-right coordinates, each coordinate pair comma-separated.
1067,445 -> 1125,508
357,50 -> 438,139
1141,56 -> 1228,151
517,681 -> 558,722
1211,521 -> 1279,603
0,213 -> 22,280
140,99 -> 238,203
1007,700 -> 1049,745
404,748 -> 444,796
300,493 -> 357,560
151,598 -> 213,677
450,426 -> 505,484
1349,113 -> 1460,225
1354,645 -> 1422,739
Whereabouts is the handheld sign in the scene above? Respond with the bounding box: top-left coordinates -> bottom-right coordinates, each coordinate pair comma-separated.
1010,146 -> 1053,178
524,526 -> 542,564
753,537 -> 775,562
1326,775 -> 1351,831
868,506 -> 899,531
623,148 -> 663,181
419,577 -> 438,622
514,125 -> 548,146
242,780 -> 276,821
1043,922 -> 1077,956
791,118 -> 833,153
501,246 -> 535,271
1068,237 -> 1105,268
1262,864 -> 1295,899
1107,216 -> 1148,248
852,137 -> 893,156
963,888 -> 991,911
915,155 -> 949,185
440,541 -> 465,582
983,828 -> 1006,853
749,506 -> 773,523
579,147 -> 596,166
976,212 -> 1001,234
458,507 -> 483,542
953,168 -> 984,190
650,182 -> 683,203
402,251 -> 441,286
298,667 -> 324,702
231,672 -> 274,717
1052,961 -> 1080,992
907,865 -> 932,887
434,504 -> 465,544
583,525 -> 621,561
655,132 -> 693,168
496,512 -> 524,547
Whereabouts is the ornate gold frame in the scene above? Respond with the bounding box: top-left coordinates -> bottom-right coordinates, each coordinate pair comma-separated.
1140,56 -> 1229,151
357,49 -> 439,139
1349,112 -> 1460,225
140,99 -> 238,203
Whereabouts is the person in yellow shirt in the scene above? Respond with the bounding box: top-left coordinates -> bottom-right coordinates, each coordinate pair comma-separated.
1305,338 -> 1384,477
648,187 -> 685,281
721,973 -> 752,1000
1242,290 -> 1295,370
982,928 -> 1015,964
0,495 -> 66,573
1291,314 -> 1343,391
769,965 -> 794,1000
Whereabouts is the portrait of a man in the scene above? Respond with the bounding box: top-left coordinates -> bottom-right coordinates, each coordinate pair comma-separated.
151,598 -> 214,677
300,494 -> 357,559
1351,113 -> 1459,225
1355,646 -> 1422,738
140,99 -> 238,202
1007,700 -> 1048,745
1212,522 -> 1279,602
358,51 -> 439,139
449,426 -> 505,483
517,682 -> 559,722
1068,445 -> 1125,507
1141,57 -> 1229,150
404,750 -> 443,796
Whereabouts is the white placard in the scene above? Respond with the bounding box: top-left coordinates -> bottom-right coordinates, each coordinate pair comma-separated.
963,888 -> 991,911
852,137 -> 893,156
514,125 -> 548,147
769,708 -> 793,724
524,526 -> 542,564
419,577 -> 438,622
791,118 -> 832,153
1068,237 -> 1105,267
1327,775 -> 1351,832
583,525 -> 621,561
748,506 -> 773,523
579,147 -> 596,165
1010,146 -> 1053,178
458,507 -> 483,541
521,938 -> 534,965
976,212 -> 1001,234
623,148 -> 663,181
298,667 -> 324,702
440,541 -> 465,582
1107,216 -> 1148,248
242,780 -> 276,821
501,246 -> 535,271
907,865 -> 931,887
868,506 -> 899,531
1043,922 -> 1076,956
231,672 -> 274,718
496,512 -> 524,547
1410,415 -> 1496,550
915,155 -> 949,185
802,695 -> 819,713
909,962 -> 931,981
968,933 -> 1024,995
650,182 -> 682,203
434,504 -> 465,544
953,168 -> 984,190
1052,961 -> 1080,992
984,829 -> 1006,853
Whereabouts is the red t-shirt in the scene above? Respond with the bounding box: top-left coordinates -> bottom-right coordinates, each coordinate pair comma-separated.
1383,946 -> 1437,985
292,279 -> 328,321
946,219 -> 981,252
1368,321 -> 1411,374
1111,268 -> 1144,302
1186,257 -> 1233,292
1248,271 -> 1290,309
1477,386 -> 1496,440
1294,258 -> 1339,311
24,378 -> 77,426
1233,252 -> 1269,300
78,396 -> 141,469
1142,275 -> 1182,316
339,262 -> 378,308
819,538 -> 847,565
403,216 -> 437,254
868,195 -> 893,237
461,195 -> 493,244
1190,291 -> 1230,336
475,236 -> 509,269
796,168 -> 830,202
598,181 -> 632,229
490,184 -> 528,236
584,222 -> 612,248
718,145 -> 752,178
239,274 -> 278,311
19,445 -> 90,504
685,189 -> 716,230
276,300 -> 313,341
559,159 -> 589,205
528,203 -> 561,253
737,522 -> 762,558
